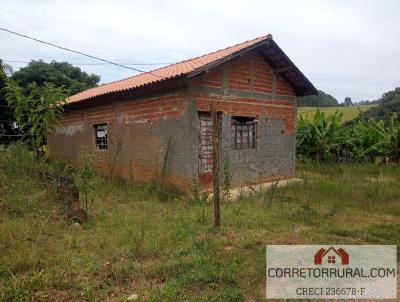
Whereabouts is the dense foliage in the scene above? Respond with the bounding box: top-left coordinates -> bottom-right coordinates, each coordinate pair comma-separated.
348,87 -> 400,126
297,90 -> 339,107
0,60 -> 19,144
1,144 -> 399,301
4,82 -> 66,152
297,109 -> 400,162
1,58 -> 100,149
11,60 -> 100,96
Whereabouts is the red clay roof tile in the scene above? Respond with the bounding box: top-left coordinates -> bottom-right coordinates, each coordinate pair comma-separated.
67,35 -> 270,104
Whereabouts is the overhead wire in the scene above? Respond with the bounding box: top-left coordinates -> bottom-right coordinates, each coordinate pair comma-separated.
4,60 -> 172,66
0,27 -> 163,78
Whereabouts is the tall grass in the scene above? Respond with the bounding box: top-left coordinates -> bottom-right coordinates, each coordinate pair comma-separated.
0,144 -> 399,301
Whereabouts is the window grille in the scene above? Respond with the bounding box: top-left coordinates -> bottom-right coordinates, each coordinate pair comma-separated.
94,124 -> 108,150
198,114 -> 213,172
231,117 -> 256,150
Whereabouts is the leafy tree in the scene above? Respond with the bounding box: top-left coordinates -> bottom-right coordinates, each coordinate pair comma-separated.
1,60 -> 13,76
344,97 -> 353,107
0,59 -> 18,144
346,87 -> 400,127
74,146 -> 95,213
297,90 -> 339,107
11,60 -> 100,96
362,88 -> 400,122
4,82 -> 66,153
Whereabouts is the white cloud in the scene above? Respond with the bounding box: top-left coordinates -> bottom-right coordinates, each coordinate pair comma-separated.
1,0 -> 399,101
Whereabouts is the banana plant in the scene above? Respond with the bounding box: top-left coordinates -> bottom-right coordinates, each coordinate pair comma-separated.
297,109 -> 400,163
366,113 -> 400,162
297,109 -> 343,160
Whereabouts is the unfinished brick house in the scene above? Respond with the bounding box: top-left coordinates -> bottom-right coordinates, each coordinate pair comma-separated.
48,35 -> 317,192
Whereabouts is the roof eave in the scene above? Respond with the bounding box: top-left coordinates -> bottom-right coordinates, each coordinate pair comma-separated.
268,39 -> 318,96
65,75 -> 187,107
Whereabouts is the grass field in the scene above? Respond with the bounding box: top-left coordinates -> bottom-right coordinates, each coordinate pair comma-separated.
1,145 -> 399,301
297,104 -> 376,123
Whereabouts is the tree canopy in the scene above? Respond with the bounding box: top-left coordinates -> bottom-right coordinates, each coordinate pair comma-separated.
11,60 -> 100,96
297,90 -> 339,107
344,97 -> 353,106
347,87 -> 400,126
1,58 -> 101,147
0,59 -> 18,143
5,81 -> 66,152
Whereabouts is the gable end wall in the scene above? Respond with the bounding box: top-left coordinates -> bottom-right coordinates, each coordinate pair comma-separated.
189,51 -> 297,188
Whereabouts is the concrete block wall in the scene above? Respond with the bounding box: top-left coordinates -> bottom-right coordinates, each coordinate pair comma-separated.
49,89 -> 197,191
49,49 -> 298,193
189,50 -> 296,189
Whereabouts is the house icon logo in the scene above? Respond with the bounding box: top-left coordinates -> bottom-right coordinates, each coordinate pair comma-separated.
314,246 -> 349,265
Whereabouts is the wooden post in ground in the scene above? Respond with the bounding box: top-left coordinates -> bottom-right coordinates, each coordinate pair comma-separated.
211,102 -> 221,227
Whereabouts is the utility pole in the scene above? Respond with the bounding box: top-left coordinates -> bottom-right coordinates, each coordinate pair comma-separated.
211,103 -> 221,227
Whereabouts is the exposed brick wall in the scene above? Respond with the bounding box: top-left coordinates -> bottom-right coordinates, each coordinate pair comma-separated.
85,105 -> 115,124
60,93 -> 184,126
191,65 -> 223,88
229,55 -> 251,91
50,49 -> 298,193
49,91 -> 191,191
191,51 -> 295,97
253,52 -> 273,93
116,94 -> 184,122
276,74 -> 296,96
59,110 -> 84,125
194,94 -> 295,134
191,51 -> 296,134
189,51 -> 297,189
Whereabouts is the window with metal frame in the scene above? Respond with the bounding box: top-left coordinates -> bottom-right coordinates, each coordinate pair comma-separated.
198,113 -> 213,172
94,124 -> 108,150
231,116 -> 257,150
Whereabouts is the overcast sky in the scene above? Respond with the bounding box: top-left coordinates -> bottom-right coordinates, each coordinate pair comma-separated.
1,0 -> 399,102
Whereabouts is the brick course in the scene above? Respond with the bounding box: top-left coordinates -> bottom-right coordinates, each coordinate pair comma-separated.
49,50 -> 298,192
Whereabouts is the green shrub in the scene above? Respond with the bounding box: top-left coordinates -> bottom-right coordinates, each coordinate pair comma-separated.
297,109 -> 400,162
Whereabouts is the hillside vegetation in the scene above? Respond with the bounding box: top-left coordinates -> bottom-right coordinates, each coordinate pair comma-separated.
297,90 -> 339,107
348,87 -> 400,126
1,145 -> 399,301
296,88 -> 400,163
298,104 -> 376,123
297,108 -> 400,162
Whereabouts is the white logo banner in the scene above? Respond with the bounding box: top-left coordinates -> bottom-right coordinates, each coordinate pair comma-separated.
266,245 -> 397,299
